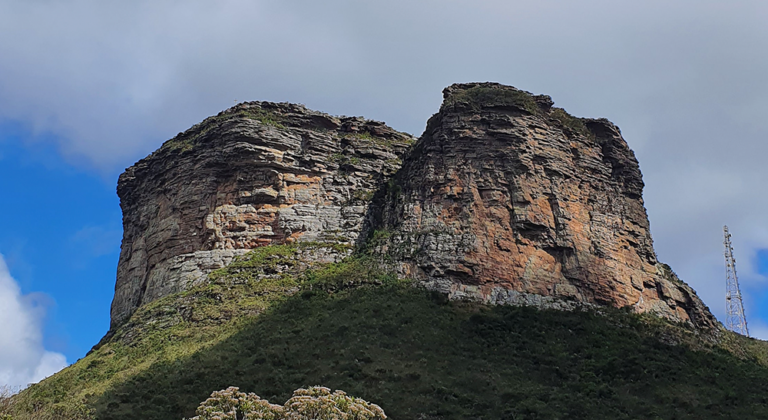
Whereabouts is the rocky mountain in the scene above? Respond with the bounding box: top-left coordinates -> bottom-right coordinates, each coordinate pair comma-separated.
112,82 -> 715,331
112,102 -> 413,326
376,83 -> 716,328
12,82 -> 768,420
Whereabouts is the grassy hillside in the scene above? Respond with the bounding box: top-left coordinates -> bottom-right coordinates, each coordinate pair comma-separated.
7,245 -> 768,419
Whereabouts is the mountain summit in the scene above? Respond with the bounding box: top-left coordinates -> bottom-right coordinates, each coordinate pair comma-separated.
10,83 -> 768,420
112,82 -> 714,330
376,82 -> 716,328
112,101 -> 414,326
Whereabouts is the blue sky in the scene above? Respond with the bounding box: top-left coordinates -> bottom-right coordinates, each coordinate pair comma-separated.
0,121 -> 120,362
2,0 -> 768,387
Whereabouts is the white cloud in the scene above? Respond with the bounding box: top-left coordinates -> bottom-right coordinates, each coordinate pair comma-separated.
0,255 -> 67,389
1,0 -> 768,326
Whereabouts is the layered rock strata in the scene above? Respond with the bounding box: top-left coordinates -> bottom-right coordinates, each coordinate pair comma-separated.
112,102 -> 414,327
375,83 -> 716,329
111,83 -> 717,331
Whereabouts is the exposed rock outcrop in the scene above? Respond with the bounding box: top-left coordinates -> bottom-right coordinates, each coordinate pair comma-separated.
111,102 -> 414,327
375,82 -> 716,328
111,83 -> 717,330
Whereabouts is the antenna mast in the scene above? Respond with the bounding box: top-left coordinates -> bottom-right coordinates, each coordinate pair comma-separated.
724,225 -> 749,336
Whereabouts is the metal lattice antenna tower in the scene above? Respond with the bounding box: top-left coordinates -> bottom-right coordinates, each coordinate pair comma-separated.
724,226 -> 749,336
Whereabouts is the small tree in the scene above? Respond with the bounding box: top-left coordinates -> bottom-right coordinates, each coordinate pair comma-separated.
190,387 -> 283,420
190,386 -> 386,420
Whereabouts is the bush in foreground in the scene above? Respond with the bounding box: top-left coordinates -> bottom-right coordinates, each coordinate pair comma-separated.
189,386 -> 386,420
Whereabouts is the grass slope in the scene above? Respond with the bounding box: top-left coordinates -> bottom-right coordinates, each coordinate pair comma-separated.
8,246 -> 768,419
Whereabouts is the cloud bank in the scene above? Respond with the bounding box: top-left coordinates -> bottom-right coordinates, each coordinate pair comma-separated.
0,255 -> 67,388
1,0 -> 768,328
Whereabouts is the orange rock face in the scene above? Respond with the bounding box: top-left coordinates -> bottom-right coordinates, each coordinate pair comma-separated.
377,83 -> 716,328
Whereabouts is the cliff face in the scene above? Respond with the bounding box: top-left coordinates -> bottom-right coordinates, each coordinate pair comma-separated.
112,102 -> 414,326
376,83 -> 716,328
111,83 -> 716,330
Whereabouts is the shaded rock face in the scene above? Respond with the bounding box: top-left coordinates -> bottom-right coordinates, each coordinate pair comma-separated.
111,102 -> 414,327
376,83 -> 716,328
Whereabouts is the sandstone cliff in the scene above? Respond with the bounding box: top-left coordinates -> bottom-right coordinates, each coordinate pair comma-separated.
375,82 -> 716,328
111,83 -> 717,330
112,102 -> 414,326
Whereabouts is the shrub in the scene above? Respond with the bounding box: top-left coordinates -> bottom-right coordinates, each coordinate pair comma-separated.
188,386 -> 385,420
301,257 -> 398,291
550,108 -> 593,139
0,386 -> 13,420
445,86 -> 539,114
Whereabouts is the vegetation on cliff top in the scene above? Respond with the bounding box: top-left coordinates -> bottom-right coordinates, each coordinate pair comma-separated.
162,107 -> 288,152
444,85 -> 540,114
5,243 -> 768,420
160,104 -> 414,155
443,85 -> 596,140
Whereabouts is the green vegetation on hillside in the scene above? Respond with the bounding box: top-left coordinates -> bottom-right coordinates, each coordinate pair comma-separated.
7,244 -> 768,420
